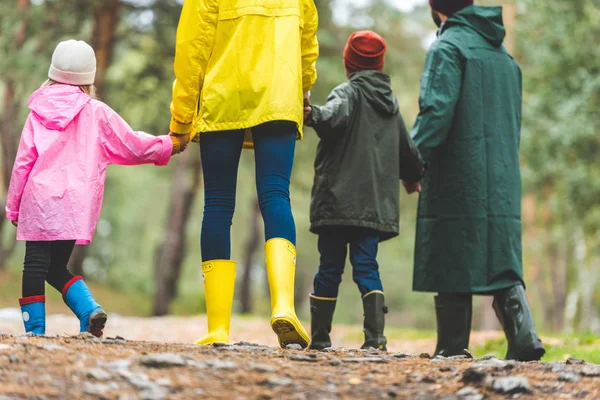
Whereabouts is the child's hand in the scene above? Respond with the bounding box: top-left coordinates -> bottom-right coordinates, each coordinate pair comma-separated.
169,132 -> 190,155
402,181 -> 421,194
304,106 -> 312,122
11,220 -> 18,227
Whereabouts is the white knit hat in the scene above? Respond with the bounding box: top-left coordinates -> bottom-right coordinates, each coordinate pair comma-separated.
48,40 -> 96,85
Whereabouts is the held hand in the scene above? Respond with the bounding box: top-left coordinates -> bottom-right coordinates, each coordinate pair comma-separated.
169,132 -> 190,155
402,181 -> 422,195
304,106 -> 312,121
11,220 -> 17,227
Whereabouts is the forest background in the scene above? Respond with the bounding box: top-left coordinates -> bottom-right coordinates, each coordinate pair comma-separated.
0,0 -> 598,343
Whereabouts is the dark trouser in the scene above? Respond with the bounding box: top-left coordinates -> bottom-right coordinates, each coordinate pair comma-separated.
22,241 -> 75,297
199,121 -> 297,262
313,227 -> 383,298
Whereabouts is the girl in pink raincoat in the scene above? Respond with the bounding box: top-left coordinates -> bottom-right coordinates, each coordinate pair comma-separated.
5,40 -> 184,337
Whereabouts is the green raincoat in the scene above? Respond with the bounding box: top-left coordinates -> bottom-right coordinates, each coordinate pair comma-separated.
308,71 -> 424,240
412,6 -> 524,293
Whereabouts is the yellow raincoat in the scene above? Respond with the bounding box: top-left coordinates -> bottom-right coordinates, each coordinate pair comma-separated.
169,0 -> 319,148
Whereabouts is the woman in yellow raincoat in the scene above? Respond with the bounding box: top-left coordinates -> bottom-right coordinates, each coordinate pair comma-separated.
169,0 -> 319,349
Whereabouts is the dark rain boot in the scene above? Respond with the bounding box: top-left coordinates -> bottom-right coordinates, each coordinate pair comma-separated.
308,295 -> 337,350
493,285 -> 545,361
433,294 -> 472,357
361,291 -> 387,351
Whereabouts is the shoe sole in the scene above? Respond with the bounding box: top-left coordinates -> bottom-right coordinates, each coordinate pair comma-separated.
271,317 -> 309,349
88,310 -> 107,338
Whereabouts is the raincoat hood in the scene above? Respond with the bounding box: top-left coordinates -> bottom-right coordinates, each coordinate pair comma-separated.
28,85 -> 91,131
350,70 -> 398,116
442,5 -> 506,47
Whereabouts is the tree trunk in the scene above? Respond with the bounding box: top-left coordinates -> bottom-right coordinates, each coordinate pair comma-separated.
0,0 -> 30,270
153,151 -> 202,316
240,199 -> 262,314
91,0 -> 121,99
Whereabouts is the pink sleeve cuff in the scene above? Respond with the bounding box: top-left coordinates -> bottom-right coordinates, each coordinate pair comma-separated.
6,210 -> 18,221
155,135 -> 173,167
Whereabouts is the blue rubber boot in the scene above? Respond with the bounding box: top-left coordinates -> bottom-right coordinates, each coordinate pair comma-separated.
63,277 -> 107,337
19,296 -> 46,335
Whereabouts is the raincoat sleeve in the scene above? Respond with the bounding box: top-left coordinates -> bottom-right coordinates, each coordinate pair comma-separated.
169,0 -> 219,134
411,40 -> 463,163
100,106 -> 173,167
307,85 -> 353,139
398,113 -> 425,184
301,0 -> 319,91
5,116 -> 38,221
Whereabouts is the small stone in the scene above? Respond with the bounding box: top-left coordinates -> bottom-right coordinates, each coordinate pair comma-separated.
566,357 -> 586,365
328,357 -> 342,366
461,368 -> 489,384
462,349 -> 475,359
139,353 -> 186,368
430,358 -> 445,363
286,344 -> 303,350
0,344 -> 12,350
545,363 -> 567,373
9,354 -> 19,363
558,372 -> 580,383
156,378 -> 172,386
440,365 -> 456,372
480,355 -> 496,361
82,382 -> 120,395
249,362 -> 276,373
419,353 -> 431,359
348,377 -> 362,385
212,342 -> 231,348
456,386 -> 484,400
392,353 -> 412,359
448,355 -> 468,360
341,357 -> 388,364
140,386 -> 169,400
85,368 -> 112,380
574,390 -> 589,398
233,341 -> 262,347
291,355 -> 318,362
206,359 -> 239,370
37,343 -> 65,351
127,373 -> 154,390
472,358 -> 515,371
261,377 -> 293,387
491,376 -> 532,394
100,359 -> 132,371
15,336 -> 30,343
581,365 -> 600,377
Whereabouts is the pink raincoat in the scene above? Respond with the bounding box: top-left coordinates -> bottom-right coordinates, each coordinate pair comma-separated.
5,85 -> 173,244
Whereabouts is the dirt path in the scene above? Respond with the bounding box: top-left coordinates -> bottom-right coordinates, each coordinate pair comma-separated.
0,333 -> 599,400
0,310 -> 506,354
0,312 -> 599,399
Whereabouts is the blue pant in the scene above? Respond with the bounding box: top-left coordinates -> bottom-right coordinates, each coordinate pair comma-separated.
200,121 -> 296,261
313,227 -> 383,298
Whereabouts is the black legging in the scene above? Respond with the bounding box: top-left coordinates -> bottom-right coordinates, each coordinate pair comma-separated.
22,241 -> 76,297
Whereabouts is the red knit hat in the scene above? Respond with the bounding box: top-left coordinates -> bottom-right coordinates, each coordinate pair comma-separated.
343,31 -> 387,75
429,0 -> 474,15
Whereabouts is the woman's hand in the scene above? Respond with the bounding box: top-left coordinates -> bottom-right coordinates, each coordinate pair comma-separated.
11,220 -> 18,227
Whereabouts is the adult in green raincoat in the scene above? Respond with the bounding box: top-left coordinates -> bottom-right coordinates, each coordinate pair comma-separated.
409,0 -> 545,361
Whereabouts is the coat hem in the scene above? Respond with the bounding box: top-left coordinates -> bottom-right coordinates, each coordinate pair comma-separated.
310,219 -> 399,241
192,115 -> 303,141
412,279 -> 524,295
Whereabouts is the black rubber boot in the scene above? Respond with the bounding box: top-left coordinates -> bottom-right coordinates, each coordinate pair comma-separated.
433,293 -> 472,357
361,291 -> 387,351
308,295 -> 337,350
493,284 -> 545,361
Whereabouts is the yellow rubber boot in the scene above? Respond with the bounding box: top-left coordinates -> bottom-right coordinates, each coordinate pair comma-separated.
195,260 -> 236,345
265,238 -> 310,349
